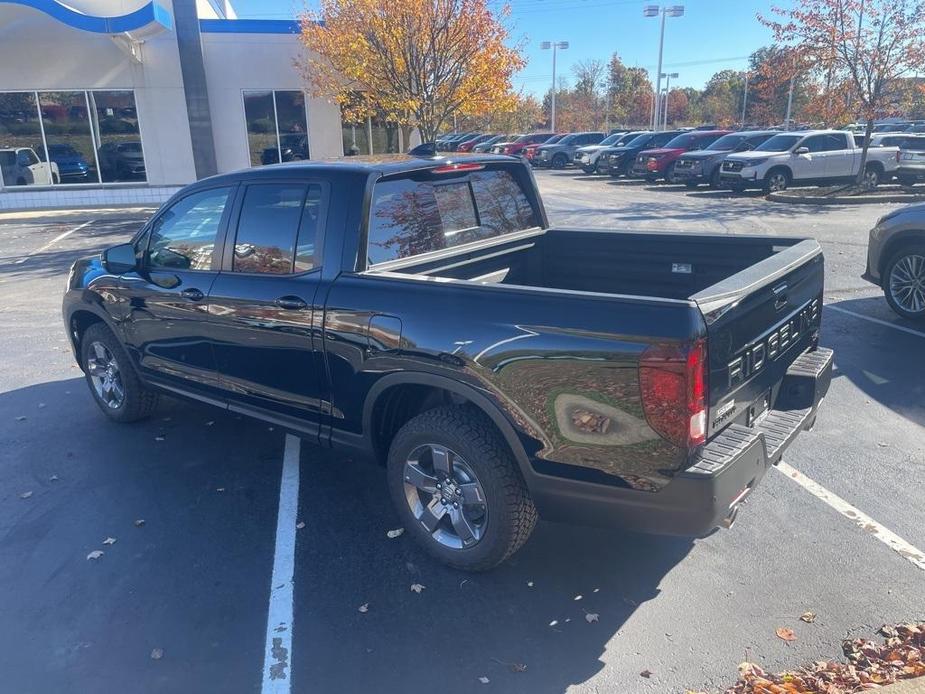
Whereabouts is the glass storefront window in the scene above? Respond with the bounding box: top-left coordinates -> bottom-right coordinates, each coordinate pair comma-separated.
89,90 -> 147,182
244,90 -> 309,167
0,92 -> 52,187
38,91 -> 97,185
0,89 -> 146,188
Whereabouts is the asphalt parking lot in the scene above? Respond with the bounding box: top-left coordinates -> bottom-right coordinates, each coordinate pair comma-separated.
1,173 -> 923,694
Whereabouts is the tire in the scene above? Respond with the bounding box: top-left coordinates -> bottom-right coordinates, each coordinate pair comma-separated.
52,173 -> 60,184
552,153 -> 568,169
763,168 -> 790,193
862,165 -> 881,190
883,244 -> 925,321
684,181 -> 698,189
386,406 -> 537,571
80,323 -> 159,422
581,165 -> 594,174
664,163 -> 677,183
709,166 -> 723,189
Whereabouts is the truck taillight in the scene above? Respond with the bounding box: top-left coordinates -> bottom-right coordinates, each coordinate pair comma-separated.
639,339 -> 708,449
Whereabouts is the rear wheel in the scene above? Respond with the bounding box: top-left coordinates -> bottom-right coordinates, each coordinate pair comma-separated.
80,323 -> 158,422
387,406 -> 537,571
763,168 -> 790,193
862,165 -> 881,190
664,163 -> 677,183
552,153 -> 568,169
884,244 -> 925,321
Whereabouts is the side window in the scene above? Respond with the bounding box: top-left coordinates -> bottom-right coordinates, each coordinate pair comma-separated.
653,133 -> 674,147
233,183 -> 323,274
830,133 -> 849,150
803,136 -> 826,153
147,187 -> 232,271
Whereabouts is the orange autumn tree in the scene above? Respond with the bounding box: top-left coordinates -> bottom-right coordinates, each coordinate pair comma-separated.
299,0 -> 525,145
761,0 -> 925,186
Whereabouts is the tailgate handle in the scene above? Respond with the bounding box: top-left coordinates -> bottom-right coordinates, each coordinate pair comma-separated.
772,282 -> 788,311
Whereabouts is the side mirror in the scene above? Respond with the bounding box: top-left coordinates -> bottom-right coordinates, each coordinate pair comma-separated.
102,243 -> 137,274
794,146 -> 810,155
737,142 -> 754,152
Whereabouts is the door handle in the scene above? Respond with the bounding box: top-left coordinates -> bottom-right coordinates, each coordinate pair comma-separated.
180,288 -> 204,301
275,295 -> 307,311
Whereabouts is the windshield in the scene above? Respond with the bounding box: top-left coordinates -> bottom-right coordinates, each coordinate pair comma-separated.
556,134 -> 580,145
624,134 -> 652,148
707,134 -> 749,151
755,134 -> 802,152
663,133 -> 698,149
543,134 -> 565,145
598,133 -> 623,146
49,144 -> 78,155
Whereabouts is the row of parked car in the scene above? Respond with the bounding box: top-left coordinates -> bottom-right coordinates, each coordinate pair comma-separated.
437,127 -> 925,193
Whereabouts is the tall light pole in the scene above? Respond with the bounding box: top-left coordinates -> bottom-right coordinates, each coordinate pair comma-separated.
540,41 -> 569,131
741,71 -> 750,125
660,72 -> 678,129
645,5 -> 684,130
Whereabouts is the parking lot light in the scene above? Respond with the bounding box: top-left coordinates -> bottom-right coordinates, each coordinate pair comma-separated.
645,4 -> 684,130
540,40 -> 569,132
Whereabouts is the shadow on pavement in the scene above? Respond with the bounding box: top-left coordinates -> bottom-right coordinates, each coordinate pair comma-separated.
294,448 -> 693,693
0,377 -> 282,694
823,296 -> 925,429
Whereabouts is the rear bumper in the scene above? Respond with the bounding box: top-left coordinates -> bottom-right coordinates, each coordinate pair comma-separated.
531,347 -> 834,536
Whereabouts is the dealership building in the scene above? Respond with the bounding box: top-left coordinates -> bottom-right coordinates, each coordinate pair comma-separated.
0,0 -> 409,209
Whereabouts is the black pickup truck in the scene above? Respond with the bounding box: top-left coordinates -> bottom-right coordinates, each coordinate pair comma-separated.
64,152 -> 832,570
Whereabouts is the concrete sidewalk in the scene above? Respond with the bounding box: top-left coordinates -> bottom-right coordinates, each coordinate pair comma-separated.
881,679 -> 925,693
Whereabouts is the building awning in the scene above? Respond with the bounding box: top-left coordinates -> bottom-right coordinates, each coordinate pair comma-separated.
0,0 -> 172,39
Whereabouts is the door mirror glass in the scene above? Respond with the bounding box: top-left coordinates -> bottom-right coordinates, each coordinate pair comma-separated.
102,243 -> 137,274
794,146 -> 810,155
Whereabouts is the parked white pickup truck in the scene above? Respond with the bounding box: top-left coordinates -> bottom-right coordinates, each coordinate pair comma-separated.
719,130 -> 899,193
0,147 -> 59,187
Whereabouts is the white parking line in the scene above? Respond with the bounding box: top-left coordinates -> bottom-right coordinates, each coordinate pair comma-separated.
825,303 -> 925,340
14,220 -> 94,264
775,461 -> 925,572
261,434 -> 302,693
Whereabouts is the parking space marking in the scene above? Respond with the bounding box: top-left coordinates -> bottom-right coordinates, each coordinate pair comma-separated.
825,304 -> 925,340
776,462 -> 925,572
14,220 -> 94,264
261,434 -> 302,693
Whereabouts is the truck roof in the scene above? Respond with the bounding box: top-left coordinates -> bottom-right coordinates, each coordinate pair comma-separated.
197,153 -> 519,187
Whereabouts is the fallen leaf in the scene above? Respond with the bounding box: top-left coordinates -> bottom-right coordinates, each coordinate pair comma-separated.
296,521 -> 305,529
585,613 -> 599,623
205,421 -> 215,427
102,537 -> 117,545
527,581 -> 534,587
86,550 -> 104,560
410,583 -> 425,593
776,627 -> 797,642
19,491 -> 33,499
477,676 -> 490,684
386,528 -> 404,539
154,435 -> 165,442
800,611 -> 817,623
216,488 -> 225,493
640,669 -> 654,678
358,603 -> 369,613
150,648 -> 164,660
15,416 -> 26,422
511,663 -> 527,673
134,519 -> 145,527
38,403 -> 46,409
877,442 -> 889,448
49,475 -> 59,482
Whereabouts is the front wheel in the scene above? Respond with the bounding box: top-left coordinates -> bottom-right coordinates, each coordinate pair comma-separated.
884,245 -> 925,321
387,406 -> 537,571
81,323 -> 159,422
664,163 -> 677,183
581,166 -> 594,174
552,153 -> 568,169
763,168 -> 790,193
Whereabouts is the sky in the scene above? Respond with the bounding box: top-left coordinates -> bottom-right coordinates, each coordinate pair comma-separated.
230,0 -> 789,95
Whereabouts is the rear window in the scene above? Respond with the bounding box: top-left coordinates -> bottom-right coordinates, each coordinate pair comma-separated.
367,168 -> 540,265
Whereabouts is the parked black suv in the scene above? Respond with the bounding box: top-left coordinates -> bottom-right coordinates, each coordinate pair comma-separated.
65,152 -> 832,570
598,131 -> 682,177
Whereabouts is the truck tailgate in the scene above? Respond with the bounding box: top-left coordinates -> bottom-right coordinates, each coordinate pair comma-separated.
690,239 -> 825,440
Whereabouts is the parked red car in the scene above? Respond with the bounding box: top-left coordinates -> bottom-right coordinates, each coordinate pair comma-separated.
523,134 -> 567,162
631,130 -> 730,182
457,134 -> 499,153
492,132 -> 555,156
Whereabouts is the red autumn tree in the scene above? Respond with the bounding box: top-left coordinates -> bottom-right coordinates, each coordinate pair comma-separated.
761,0 -> 925,186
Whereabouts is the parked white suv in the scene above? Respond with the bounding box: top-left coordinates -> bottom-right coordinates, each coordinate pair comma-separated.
720,130 -> 899,193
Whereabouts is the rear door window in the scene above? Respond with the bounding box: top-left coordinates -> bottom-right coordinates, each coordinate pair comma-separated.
232,183 -> 324,274
367,168 -> 540,265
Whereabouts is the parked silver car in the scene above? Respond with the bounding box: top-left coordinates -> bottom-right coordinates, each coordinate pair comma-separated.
864,203 -> 925,320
